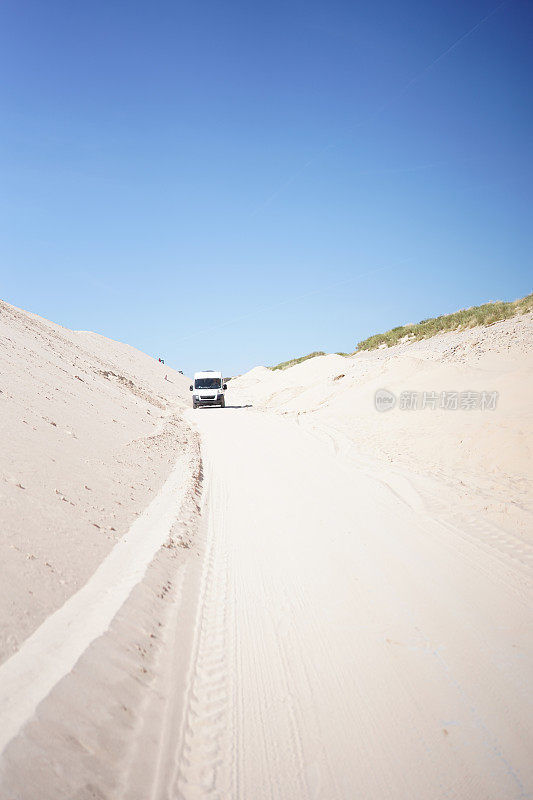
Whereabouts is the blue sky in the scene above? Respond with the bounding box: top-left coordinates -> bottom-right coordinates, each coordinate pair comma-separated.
1,0 -> 531,376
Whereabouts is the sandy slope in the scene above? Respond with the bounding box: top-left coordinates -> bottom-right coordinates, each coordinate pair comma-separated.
0,299 -> 203,797
0,299 -> 193,662
232,315 -> 533,540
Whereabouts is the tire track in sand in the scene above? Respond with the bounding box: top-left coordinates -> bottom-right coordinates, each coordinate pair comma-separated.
171,474 -> 236,800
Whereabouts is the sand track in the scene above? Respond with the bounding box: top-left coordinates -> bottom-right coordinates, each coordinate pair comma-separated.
1,393 -> 531,799
173,402 -> 532,800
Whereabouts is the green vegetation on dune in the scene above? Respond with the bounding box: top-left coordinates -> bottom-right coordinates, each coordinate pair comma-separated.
355,293 -> 533,352
267,294 -> 532,369
270,351 -> 326,371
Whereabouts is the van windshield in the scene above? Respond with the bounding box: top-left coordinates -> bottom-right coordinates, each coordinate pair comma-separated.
195,378 -> 221,389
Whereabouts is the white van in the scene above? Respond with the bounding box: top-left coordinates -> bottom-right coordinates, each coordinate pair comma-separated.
190,371 -> 227,408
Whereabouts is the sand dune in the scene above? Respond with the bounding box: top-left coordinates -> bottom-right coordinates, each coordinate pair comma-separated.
0,299 -> 194,663
232,315 -> 533,540
0,299 -> 205,797
1,301 -> 532,799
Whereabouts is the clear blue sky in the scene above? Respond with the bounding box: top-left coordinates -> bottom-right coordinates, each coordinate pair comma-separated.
1,0 -> 531,376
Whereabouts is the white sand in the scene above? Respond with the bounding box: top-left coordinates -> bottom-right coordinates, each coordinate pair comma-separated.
0,445 -> 196,754
180,402 -> 532,799
1,302 -> 532,799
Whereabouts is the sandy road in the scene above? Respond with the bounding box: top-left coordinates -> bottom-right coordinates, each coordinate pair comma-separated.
178,401 -> 533,800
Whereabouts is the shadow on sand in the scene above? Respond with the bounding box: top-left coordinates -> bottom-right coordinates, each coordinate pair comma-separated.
195,404 -> 253,410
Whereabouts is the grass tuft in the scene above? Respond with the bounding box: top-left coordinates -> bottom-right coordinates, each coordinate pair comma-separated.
269,351 -> 326,371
